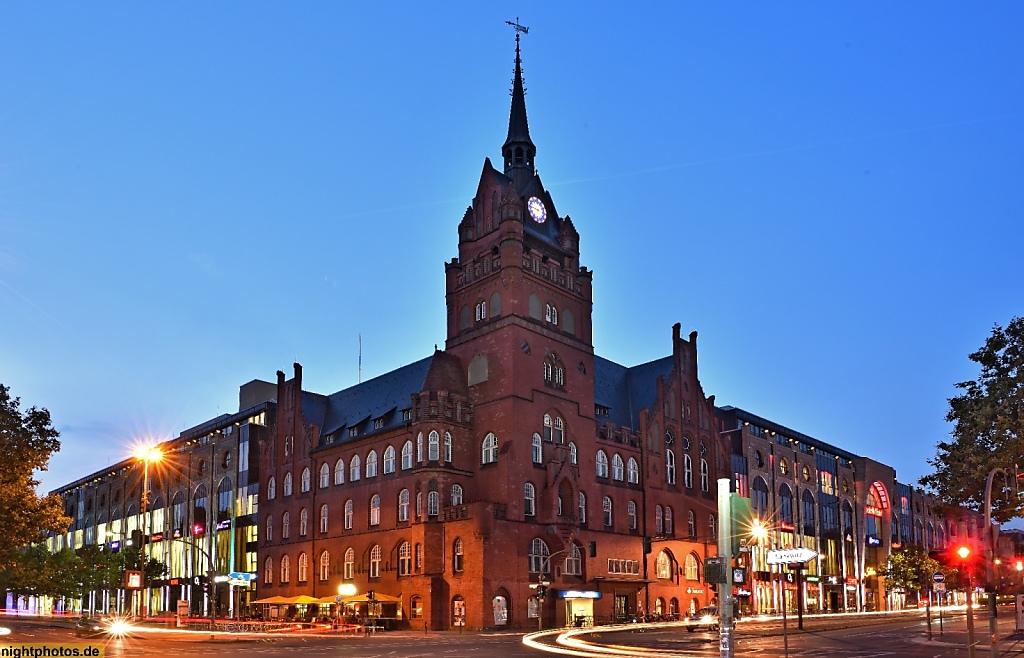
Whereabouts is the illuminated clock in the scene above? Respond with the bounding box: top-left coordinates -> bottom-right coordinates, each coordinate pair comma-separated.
527,196 -> 547,223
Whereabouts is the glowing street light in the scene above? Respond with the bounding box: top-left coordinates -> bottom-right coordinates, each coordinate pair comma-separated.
133,444 -> 163,618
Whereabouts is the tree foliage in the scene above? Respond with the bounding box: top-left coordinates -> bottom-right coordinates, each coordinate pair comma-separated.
878,545 -> 941,602
0,384 -> 69,571
920,317 -> 1024,523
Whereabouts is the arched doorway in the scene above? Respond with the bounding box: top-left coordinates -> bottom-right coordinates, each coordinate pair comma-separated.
451,595 -> 466,629
492,589 -> 510,627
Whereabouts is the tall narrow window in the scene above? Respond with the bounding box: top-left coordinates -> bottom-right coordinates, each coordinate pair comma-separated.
684,455 -> 693,489
417,432 -> 423,463
569,442 -> 578,465
579,492 -> 587,525
344,499 -> 353,530
334,459 -> 345,485
399,542 -> 412,576
688,510 -> 696,537
366,450 -> 378,478
532,433 -> 543,464
528,538 -> 550,573
596,451 -> 609,478
319,504 -> 328,533
264,557 -> 273,585
444,432 -> 453,463
282,511 -> 290,539
319,463 -> 330,489
603,496 -> 613,527
343,547 -> 355,579
319,551 -> 329,581
349,455 -> 361,482
612,454 -> 624,481
402,441 -> 414,469
543,414 -> 553,441
453,537 -> 464,572
267,477 -> 277,500
656,505 -> 664,535
266,515 -> 273,541
451,484 -> 463,506
383,446 -> 395,474
427,491 -> 439,517
428,431 -> 440,461
524,483 -> 536,517
398,489 -> 410,522
299,508 -> 308,536
482,433 -> 498,464
666,450 -> 676,485
665,507 -> 674,535
300,467 -> 311,493
628,457 -> 640,484
553,417 -> 564,443
628,501 -> 637,530
370,495 -> 381,526
700,459 -> 709,492
369,545 -> 382,578
283,472 -> 293,496
280,554 -> 290,583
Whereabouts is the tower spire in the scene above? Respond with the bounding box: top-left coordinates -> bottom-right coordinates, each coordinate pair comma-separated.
502,19 -> 535,184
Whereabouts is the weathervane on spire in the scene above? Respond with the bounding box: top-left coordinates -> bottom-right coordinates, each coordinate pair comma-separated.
505,17 -> 529,42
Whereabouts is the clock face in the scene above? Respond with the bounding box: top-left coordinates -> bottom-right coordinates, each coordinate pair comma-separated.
527,196 -> 547,223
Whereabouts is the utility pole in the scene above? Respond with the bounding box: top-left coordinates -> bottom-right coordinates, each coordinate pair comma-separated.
717,478 -> 734,658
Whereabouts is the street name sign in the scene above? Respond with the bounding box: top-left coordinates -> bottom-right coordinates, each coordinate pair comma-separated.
766,548 -> 817,565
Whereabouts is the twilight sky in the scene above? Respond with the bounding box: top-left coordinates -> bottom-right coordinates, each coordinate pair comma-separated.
2,4 -> 1022,498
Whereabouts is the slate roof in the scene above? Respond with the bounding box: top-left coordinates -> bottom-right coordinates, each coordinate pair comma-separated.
593,354 -> 674,431
302,355 -> 436,444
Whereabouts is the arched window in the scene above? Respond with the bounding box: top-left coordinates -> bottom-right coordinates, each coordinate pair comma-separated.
265,515 -> 273,541
402,441 -> 414,470
282,511 -> 291,539
344,499 -> 354,530
687,510 -> 696,538
666,450 -> 676,485
656,550 -> 673,580
299,508 -> 308,536
398,489 -> 410,522
529,538 -> 550,573
553,417 -> 564,443
751,477 -> 769,518
319,551 -> 330,581
700,459 -> 709,492
656,505 -> 664,534
482,433 -> 498,464
569,442 -> 578,465
267,476 -> 277,500
453,537 -> 464,572
628,500 -> 637,530
334,458 -> 345,485
383,446 -> 396,474
596,450 -> 609,478
612,454 -> 624,481
802,490 -> 816,535
428,430 -> 440,461
532,433 -> 543,464
343,547 -> 355,579
444,432 -> 453,463
709,514 -> 717,538
545,303 -> 558,325
524,483 -> 536,517
579,492 -> 587,525
297,552 -> 308,582
684,553 -> 699,581
300,467 -> 311,493
564,543 -> 582,576
264,556 -> 273,584
665,507 -> 674,535
684,455 -> 693,488
602,496 -> 613,527
451,484 -> 463,506
543,414 -> 553,441
399,541 -> 412,575
319,463 -> 330,489
627,458 -> 640,484
369,544 -> 382,578
369,495 -> 381,526
779,484 -> 794,525
366,450 -> 378,478
280,554 -> 291,583
283,472 -> 293,496
349,455 -> 361,482
417,432 -> 423,462
320,504 -> 328,533
427,491 -> 440,516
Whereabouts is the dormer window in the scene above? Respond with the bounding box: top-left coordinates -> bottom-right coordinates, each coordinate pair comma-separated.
373,418 -> 385,430
349,427 -> 359,438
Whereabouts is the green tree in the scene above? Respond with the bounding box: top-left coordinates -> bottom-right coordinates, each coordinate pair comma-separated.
920,317 -> 1024,523
878,545 -> 941,604
0,383 -> 69,572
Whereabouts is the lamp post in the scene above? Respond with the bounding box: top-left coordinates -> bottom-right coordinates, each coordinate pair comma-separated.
535,546 -> 572,631
133,445 -> 163,618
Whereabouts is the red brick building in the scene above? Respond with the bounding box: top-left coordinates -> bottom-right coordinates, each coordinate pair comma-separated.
257,36 -> 726,630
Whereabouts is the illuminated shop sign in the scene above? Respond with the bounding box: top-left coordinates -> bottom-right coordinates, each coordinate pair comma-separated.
866,535 -> 881,546
865,506 -> 883,517
558,590 -> 601,599
686,587 -> 705,594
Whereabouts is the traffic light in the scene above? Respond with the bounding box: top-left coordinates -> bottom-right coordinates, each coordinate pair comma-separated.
956,545 -> 971,561
536,585 -> 547,600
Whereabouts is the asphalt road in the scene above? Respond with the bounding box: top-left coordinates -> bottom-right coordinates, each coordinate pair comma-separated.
5,610 -> 1024,656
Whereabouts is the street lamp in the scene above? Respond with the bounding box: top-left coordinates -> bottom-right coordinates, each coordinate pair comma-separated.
132,445 -> 163,618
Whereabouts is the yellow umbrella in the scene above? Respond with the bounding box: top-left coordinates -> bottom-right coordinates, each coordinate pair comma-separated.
289,595 -> 322,605
342,592 -> 402,603
252,596 -> 290,604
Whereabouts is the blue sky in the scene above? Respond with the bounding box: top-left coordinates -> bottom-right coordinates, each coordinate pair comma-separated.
2,4 -> 1022,497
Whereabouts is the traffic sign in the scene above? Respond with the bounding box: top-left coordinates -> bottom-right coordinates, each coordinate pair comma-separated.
228,572 -> 256,581
932,571 -> 945,583
934,583 -> 946,592
766,548 -> 817,565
